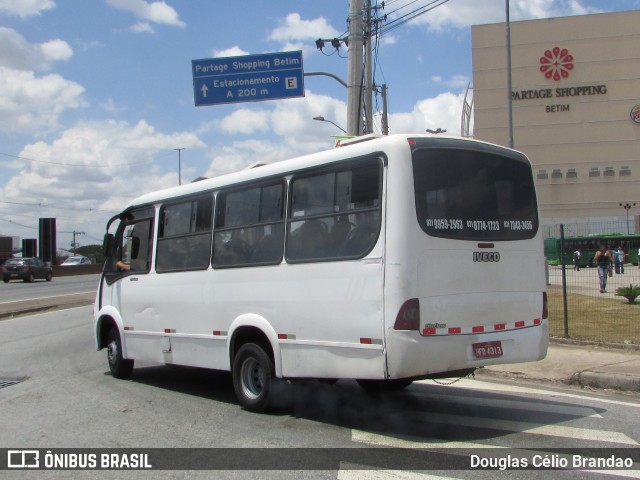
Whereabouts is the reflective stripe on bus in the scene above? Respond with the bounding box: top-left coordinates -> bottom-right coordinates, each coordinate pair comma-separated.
422,318 -> 542,336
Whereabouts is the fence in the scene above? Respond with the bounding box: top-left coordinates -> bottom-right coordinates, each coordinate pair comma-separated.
544,221 -> 640,345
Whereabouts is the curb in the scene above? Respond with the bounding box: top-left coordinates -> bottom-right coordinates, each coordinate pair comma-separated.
476,366 -> 640,393
568,371 -> 640,392
0,292 -> 95,320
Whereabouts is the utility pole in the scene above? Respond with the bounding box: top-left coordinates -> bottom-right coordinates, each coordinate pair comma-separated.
505,0 -> 514,148
347,0 -> 364,136
381,84 -> 389,135
318,0 -> 385,136
364,0 -> 373,134
72,231 -> 85,255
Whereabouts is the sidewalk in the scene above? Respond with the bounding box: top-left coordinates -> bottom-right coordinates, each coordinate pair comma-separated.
478,341 -> 640,393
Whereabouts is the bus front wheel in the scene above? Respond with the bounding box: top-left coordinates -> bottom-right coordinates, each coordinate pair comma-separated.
232,343 -> 274,412
106,328 -> 134,379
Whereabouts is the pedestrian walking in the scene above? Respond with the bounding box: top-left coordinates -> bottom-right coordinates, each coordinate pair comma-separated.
572,249 -> 581,271
594,244 -> 613,293
614,246 -> 625,274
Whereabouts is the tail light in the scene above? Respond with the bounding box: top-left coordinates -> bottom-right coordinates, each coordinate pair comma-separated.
394,298 -> 420,330
542,292 -> 548,320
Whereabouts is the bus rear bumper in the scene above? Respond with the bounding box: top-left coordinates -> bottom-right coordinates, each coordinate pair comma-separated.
385,321 -> 549,380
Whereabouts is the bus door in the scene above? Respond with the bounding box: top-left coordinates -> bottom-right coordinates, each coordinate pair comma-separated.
103,208 -> 155,356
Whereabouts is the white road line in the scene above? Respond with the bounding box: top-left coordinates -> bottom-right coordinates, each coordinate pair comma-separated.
409,389 -> 603,418
0,291 -> 96,305
339,465 -> 459,480
416,378 -> 640,408
398,410 -> 637,445
352,432 -> 640,477
586,470 -> 640,479
353,429 -> 500,450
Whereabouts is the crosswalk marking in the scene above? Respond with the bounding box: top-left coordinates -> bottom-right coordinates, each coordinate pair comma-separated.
353,429 -> 500,450
421,378 -> 640,408
346,380 -> 639,477
409,389 -> 603,418
397,410 -> 638,445
589,470 -> 640,479
338,465 -> 457,479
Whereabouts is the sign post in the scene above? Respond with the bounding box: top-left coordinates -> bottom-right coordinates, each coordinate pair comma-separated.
192,51 -> 304,107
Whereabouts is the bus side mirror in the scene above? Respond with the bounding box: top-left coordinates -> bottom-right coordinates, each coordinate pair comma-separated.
103,233 -> 114,257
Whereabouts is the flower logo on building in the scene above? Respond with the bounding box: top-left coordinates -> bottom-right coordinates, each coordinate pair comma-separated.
631,105 -> 640,125
539,47 -> 573,81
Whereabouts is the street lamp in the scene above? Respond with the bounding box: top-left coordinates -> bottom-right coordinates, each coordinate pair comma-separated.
174,148 -> 185,185
313,116 -> 347,134
619,202 -> 636,235
426,128 -> 447,134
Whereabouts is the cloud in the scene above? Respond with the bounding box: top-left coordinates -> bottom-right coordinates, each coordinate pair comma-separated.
208,90 -> 346,140
131,22 -> 155,34
431,74 -> 471,90
0,119 -> 205,242
213,46 -> 250,58
0,28 -> 73,71
384,0 -> 601,32
268,13 -> 340,53
0,67 -> 86,133
389,91 -> 466,135
0,0 -> 54,17
107,0 -> 186,28
201,91 -> 347,178
218,109 -> 270,135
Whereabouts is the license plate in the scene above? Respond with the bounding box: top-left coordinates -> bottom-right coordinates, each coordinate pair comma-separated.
473,341 -> 503,359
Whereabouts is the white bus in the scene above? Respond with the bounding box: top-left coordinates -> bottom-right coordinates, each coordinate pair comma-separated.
94,134 -> 548,412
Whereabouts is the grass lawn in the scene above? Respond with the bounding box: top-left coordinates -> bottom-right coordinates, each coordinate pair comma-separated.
547,287 -> 639,345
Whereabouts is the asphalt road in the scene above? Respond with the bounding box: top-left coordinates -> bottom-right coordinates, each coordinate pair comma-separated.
0,273 -> 100,303
1,306 -> 639,479
0,274 -> 99,319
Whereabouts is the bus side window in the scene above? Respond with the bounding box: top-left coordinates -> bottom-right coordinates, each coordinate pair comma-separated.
156,195 -> 213,273
286,158 -> 382,262
213,182 -> 285,268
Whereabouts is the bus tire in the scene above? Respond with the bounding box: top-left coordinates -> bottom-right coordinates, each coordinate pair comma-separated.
232,343 -> 274,412
356,378 -> 413,393
107,328 -> 134,379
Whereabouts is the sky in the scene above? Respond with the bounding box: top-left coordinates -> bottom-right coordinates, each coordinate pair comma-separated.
0,0 -> 638,251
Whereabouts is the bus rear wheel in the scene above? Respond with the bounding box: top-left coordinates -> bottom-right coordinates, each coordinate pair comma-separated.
106,328 -> 134,379
232,343 -> 274,412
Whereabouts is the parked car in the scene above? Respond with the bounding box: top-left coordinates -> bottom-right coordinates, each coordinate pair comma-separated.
60,256 -> 92,266
2,257 -> 53,283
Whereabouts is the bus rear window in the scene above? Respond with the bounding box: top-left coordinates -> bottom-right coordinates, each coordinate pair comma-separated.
412,148 -> 538,241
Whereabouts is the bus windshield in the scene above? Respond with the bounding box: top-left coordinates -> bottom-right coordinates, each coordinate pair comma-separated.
412,147 -> 539,241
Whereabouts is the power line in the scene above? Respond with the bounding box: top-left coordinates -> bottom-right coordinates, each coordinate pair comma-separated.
0,218 -> 38,230
0,151 -> 162,168
380,0 -> 452,36
0,199 -> 119,213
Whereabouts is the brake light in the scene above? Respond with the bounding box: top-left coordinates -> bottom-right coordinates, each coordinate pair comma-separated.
394,298 -> 420,330
542,292 -> 548,319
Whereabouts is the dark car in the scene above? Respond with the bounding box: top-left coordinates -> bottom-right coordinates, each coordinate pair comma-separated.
2,257 -> 53,283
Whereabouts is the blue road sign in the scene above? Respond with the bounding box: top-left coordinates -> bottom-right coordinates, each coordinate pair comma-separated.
192,51 -> 304,106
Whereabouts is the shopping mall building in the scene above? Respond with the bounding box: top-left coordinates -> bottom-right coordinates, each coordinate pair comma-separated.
472,9 -> 639,233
